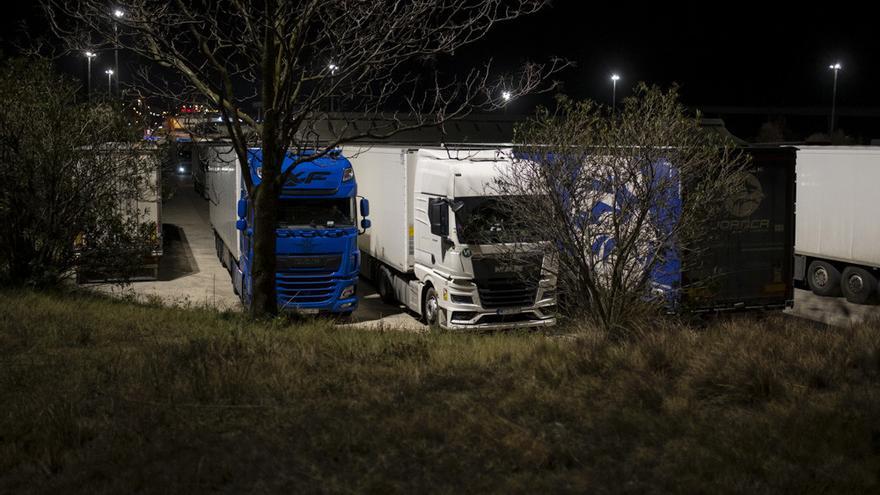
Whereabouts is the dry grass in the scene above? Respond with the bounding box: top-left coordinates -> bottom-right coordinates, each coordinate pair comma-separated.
1,289 -> 879,494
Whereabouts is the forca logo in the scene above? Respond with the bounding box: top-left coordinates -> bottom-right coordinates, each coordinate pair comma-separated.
725,173 -> 764,217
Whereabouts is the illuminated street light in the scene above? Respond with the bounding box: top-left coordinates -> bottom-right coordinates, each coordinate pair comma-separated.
501,91 -> 512,102
611,73 -> 620,112
84,51 -> 97,97
828,62 -> 842,136
105,69 -> 114,95
328,63 -> 339,75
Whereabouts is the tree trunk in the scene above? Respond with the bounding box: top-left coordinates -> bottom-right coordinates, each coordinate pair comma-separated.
250,145 -> 280,318
250,5 -> 280,318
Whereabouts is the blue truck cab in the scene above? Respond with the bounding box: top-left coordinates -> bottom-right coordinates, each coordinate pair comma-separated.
209,147 -> 370,316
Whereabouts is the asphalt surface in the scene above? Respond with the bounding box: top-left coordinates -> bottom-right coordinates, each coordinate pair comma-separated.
97,176 -> 240,309
103,175 -> 879,330
786,288 -> 880,327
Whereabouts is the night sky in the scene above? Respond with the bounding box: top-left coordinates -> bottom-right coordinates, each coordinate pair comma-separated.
3,1 -> 877,138
473,1 -> 876,105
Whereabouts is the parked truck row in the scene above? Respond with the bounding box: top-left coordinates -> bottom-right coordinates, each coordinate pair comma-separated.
193,141 -> 878,330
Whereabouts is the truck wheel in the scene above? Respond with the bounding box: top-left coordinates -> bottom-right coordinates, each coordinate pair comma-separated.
841,267 -> 878,305
807,261 -> 842,297
377,267 -> 396,305
214,233 -> 226,268
423,286 -> 440,326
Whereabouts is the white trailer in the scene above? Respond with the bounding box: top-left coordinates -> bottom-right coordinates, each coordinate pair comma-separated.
347,145 -> 556,329
205,143 -> 243,269
794,146 -> 880,304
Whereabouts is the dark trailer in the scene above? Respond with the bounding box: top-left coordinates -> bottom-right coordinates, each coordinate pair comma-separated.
682,146 -> 796,311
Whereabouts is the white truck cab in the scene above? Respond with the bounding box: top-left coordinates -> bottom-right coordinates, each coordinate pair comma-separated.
349,145 -> 556,329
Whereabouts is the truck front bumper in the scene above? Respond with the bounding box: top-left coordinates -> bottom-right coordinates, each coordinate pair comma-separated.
433,278 -> 557,330
277,274 -> 359,314
441,305 -> 556,330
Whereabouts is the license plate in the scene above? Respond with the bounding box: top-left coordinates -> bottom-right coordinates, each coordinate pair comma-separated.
496,307 -> 522,315
297,308 -> 320,315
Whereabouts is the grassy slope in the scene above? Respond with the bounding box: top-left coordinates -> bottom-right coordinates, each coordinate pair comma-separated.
1,290 -> 879,494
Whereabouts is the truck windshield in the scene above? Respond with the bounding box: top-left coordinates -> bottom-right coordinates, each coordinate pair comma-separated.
278,198 -> 354,228
455,196 -> 543,244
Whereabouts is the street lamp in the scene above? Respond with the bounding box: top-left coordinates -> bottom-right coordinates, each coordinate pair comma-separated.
105,69 -> 114,95
84,51 -> 96,97
828,62 -> 842,137
610,74 -> 620,112
501,90 -> 512,102
112,8 -> 124,95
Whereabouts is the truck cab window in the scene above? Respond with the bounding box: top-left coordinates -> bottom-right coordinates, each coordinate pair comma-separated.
455,196 -> 544,244
278,198 -> 354,228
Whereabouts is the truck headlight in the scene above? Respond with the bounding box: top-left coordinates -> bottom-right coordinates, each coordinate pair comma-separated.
342,167 -> 354,182
341,285 -> 356,298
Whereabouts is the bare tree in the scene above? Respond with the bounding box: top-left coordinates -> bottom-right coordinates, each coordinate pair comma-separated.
489,85 -> 748,332
43,0 -> 564,317
0,58 -> 159,287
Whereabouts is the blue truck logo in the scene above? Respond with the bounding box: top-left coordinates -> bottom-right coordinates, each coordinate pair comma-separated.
291,171 -> 332,184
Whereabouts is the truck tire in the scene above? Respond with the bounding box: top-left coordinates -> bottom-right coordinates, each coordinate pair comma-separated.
214,233 -> 225,267
423,286 -> 440,326
377,266 -> 396,305
841,267 -> 878,305
807,261 -> 842,297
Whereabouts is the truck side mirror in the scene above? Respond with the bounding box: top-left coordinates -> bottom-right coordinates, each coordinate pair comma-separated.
360,218 -> 371,230
236,219 -> 247,231
237,198 -> 247,219
360,197 -> 370,217
428,198 -> 449,237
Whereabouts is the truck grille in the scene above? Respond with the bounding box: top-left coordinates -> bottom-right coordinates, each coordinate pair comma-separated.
276,254 -> 341,305
277,273 -> 336,304
477,278 -> 538,309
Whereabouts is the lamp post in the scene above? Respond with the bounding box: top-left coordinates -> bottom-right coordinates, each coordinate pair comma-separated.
105,69 -> 114,96
828,62 -> 842,137
84,51 -> 96,98
611,74 -> 620,112
113,9 -> 124,95
328,63 -> 338,112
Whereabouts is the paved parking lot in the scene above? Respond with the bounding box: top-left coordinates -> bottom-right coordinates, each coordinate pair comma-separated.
106,176 -> 879,330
